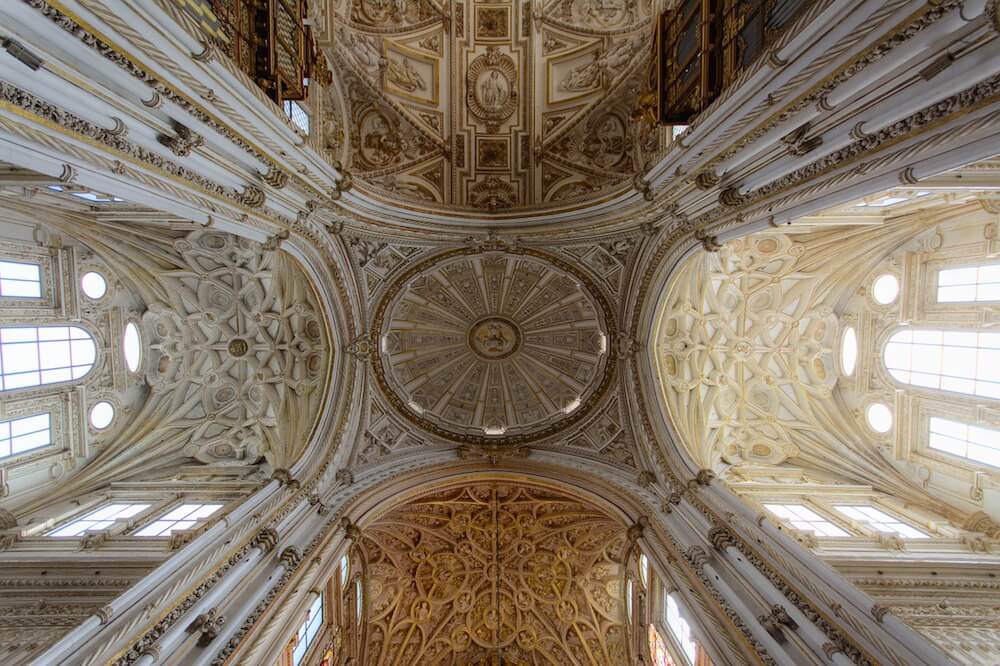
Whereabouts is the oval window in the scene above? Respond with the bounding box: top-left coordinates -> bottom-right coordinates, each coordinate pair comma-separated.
841,326 -> 858,376
89,401 -> 115,429
866,403 -> 893,433
872,274 -> 899,304
80,271 -> 107,299
123,322 -> 141,372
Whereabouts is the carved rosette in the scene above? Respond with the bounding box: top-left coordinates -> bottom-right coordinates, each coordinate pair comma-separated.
371,247 -> 616,444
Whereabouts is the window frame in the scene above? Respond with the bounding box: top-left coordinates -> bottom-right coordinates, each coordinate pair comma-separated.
0,412 -> 52,460
131,501 -> 225,537
881,327 -> 1000,401
46,502 -> 155,537
762,502 -> 853,538
0,242 -> 55,309
0,324 -> 100,394
831,503 -> 931,539
283,100 -> 311,134
935,261 -> 1000,304
926,414 -> 1000,470
291,593 -> 324,666
660,591 -> 698,666
0,259 -> 43,299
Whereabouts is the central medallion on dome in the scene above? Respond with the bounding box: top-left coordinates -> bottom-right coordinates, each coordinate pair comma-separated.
372,248 -> 615,443
468,316 -> 521,360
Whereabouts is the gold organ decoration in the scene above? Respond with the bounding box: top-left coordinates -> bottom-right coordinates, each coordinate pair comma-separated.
181,0 -> 318,104
655,0 -> 816,124
359,482 -> 630,665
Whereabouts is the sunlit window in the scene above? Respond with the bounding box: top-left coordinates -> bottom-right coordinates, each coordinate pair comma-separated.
123,322 -> 142,372
937,264 -> 1000,303
0,260 -> 41,298
840,326 -> 857,376
134,503 -> 223,536
763,503 -> 849,537
649,624 -> 678,666
872,274 -> 899,304
48,503 -> 150,537
883,329 -> 1000,399
671,125 -> 689,139
0,326 -> 96,391
866,403 -> 893,433
665,593 -> 697,664
284,100 -> 310,134
639,553 -> 649,586
0,413 -> 50,459
626,578 -> 634,619
929,417 -> 1000,468
340,554 -> 350,587
292,594 -> 323,666
833,505 -> 928,539
89,401 -> 115,429
80,271 -> 106,299
47,185 -> 125,203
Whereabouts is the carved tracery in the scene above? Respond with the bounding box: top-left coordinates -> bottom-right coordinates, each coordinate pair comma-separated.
359,482 -> 630,665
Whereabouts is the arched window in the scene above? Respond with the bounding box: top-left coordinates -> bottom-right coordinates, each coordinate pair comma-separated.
649,624 -> 677,666
665,592 -> 697,664
0,326 -> 96,391
883,329 -> 1000,399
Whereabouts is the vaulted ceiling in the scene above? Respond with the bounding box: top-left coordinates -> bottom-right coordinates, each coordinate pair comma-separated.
320,0 -> 661,215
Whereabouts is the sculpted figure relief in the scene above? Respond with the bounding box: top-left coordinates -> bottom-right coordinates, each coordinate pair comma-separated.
386,56 -> 426,92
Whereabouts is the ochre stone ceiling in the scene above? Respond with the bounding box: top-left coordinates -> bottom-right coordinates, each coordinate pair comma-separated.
361,482 -> 629,664
372,248 -> 614,443
323,0 -> 661,214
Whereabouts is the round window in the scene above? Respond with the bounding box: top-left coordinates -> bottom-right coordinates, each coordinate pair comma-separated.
123,322 -> 142,372
866,403 -> 893,433
89,401 -> 115,429
80,271 -> 107,299
840,326 -> 857,376
872,274 -> 899,304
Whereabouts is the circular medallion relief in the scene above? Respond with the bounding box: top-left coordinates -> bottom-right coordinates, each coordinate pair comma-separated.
372,249 -> 615,443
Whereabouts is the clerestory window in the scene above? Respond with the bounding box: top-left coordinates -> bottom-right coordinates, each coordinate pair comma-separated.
0,326 -> 97,391
883,329 -> 1000,399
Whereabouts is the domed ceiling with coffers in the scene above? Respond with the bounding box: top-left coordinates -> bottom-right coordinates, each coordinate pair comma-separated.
321,0 -> 663,216
372,249 -> 614,443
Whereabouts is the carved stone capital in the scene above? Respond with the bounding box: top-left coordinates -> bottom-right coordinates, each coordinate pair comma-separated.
271,468 -> 299,489
693,229 -> 722,253
251,527 -> 279,553
263,165 -> 289,189
186,607 -> 225,647
695,170 -> 720,190
335,468 -> 355,485
627,516 -> 648,543
759,604 -> 797,643
157,121 -> 203,157
94,604 -> 114,625
279,546 -> 303,568
340,517 -> 362,542
0,508 -> 16,530
707,526 -> 737,552
685,545 -> 709,572
660,492 -> 683,514
871,603 -> 890,623
637,470 -> 656,488
239,185 -> 266,208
